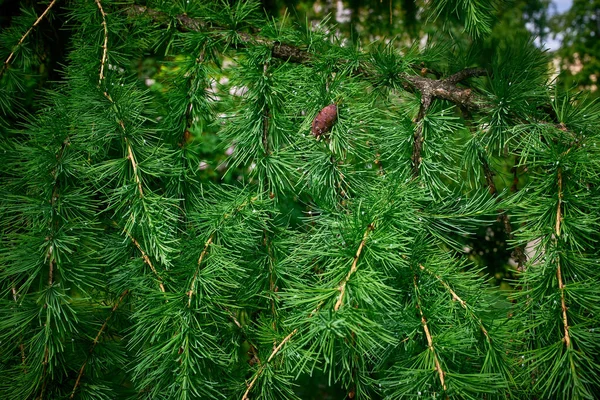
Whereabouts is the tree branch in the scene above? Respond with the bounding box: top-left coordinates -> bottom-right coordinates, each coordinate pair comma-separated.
69,289 -> 129,399
1,0 -> 58,77
334,223 -> 374,311
241,329 -> 298,400
419,264 -> 490,340
187,235 -> 213,306
445,67 -> 487,85
414,275 -> 447,393
555,168 -> 571,348
124,230 -> 166,293
94,0 -> 109,85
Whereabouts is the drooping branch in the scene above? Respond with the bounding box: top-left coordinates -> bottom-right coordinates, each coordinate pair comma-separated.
94,0 -> 109,84
11,286 -> 26,368
94,3 -> 144,198
69,289 -> 129,399
124,230 -> 166,293
334,222 -> 375,311
187,235 -> 214,307
413,275 -> 448,394
0,0 -> 59,77
555,168 -> 571,348
419,264 -> 489,340
241,328 -> 298,400
460,108 -> 527,270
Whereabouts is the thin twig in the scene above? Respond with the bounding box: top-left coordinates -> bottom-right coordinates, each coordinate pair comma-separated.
334,223 -> 375,311
1,0 -> 58,77
93,2 -> 144,199
11,287 -> 26,367
69,290 -> 129,399
411,94 -> 432,177
555,168 -> 571,348
125,230 -> 166,292
414,275 -> 448,393
94,0 -> 109,85
419,264 -> 489,340
187,235 -> 214,306
241,329 -> 298,400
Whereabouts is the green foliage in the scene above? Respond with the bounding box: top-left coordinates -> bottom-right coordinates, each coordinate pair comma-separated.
1,1 -> 600,399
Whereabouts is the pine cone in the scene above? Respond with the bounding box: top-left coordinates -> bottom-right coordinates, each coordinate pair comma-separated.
311,104 -> 338,138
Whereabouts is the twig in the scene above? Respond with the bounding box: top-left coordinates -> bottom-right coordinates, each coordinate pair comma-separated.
11,287 -> 26,368
555,168 -> 571,348
414,275 -> 448,393
124,137 -> 144,197
69,290 -> 129,399
410,94 -> 432,177
93,2 -> 144,199
125,230 -> 166,292
334,223 -> 375,311
419,264 -> 489,340
187,235 -> 214,306
94,0 -> 108,85
1,0 -> 58,77
241,329 -> 298,400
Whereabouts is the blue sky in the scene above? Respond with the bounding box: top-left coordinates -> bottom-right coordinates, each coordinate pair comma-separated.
536,0 -> 573,50
553,0 -> 572,14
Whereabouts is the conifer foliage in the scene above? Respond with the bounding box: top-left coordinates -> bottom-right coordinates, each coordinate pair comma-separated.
1,1 -> 600,399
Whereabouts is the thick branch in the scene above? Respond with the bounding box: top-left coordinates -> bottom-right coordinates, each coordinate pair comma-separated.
445,67 -> 487,85
403,75 -> 479,109
126,6 -> 481,111
334,223 -> 374,311
410,95 -> 432,177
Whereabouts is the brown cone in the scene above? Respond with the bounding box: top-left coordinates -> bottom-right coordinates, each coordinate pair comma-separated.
311,104 -> 338,138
